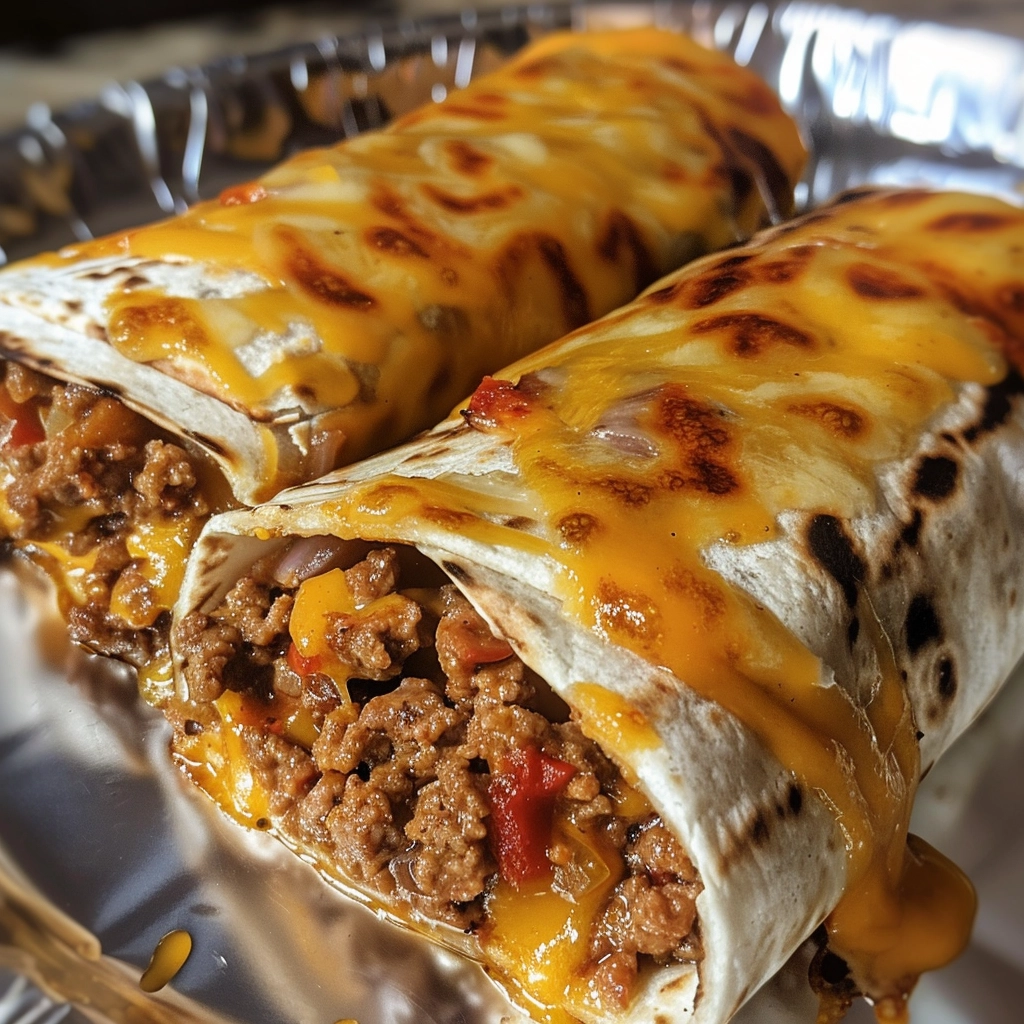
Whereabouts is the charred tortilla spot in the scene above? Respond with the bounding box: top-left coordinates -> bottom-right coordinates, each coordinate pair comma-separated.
787,401 -> 865,438
846,262 -> 923,300
656,389 -> 730,449
807,515 -> 865,608
847,617 -> 860,647
692,312 -> 813,358
788,783 -> 803,815
112,297 -> 205,349
713,253 -> 754,271
684,268 -> 750,308
371,187 -> 406,220
536,235 -> 591,329
900,510 -> 923,550
759,256 -> 808,284
750,811 -> 770,847
928,212 -> 1012,232
285,239 -> 375,310
402,449 -> 434,463
597,211 -> 657,292
595,579 -> 661,646
937,657 -> 957,701
663,565 -> 726,625
366,226 -> 429,258
832,187 -> 881,206
440,267 -> 458,286
557,511 -> 600,547
444,139 -> 494,176
441,560 -> 471,584
502,515 -> 534,530
654,388 -> 740,495
913,456 -> 959,500
962,369 -> 1024,442
422,505 -> 476,527
694,460 -> 738,495
421,183 -> 524,214
661,55 -> 696,75
596,476 -> 652,508
647,282 -> 680,304
370,187 -> 439,245
905,594 -> 943,654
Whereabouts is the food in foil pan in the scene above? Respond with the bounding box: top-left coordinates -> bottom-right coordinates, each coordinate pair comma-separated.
3,3 -> 1024,1024
0,26 -> 803,705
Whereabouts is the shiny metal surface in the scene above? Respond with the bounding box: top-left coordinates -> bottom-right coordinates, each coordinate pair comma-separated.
1,3 -> 1023,1022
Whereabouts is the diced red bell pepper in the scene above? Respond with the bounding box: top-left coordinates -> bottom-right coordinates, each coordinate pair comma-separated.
219,182 -> 269,206
463,376 -> 533,430
287,642 -> 322,677
450,615 -> 514,668
489,745 -> 577,887
0,390 -> 44,449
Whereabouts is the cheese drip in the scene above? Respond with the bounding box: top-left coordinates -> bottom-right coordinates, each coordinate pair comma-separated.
332,189 -> 1024,1010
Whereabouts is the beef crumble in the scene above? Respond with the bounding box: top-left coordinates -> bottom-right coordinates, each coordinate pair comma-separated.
170,544 -> 703,1008
0,362 -> 215,671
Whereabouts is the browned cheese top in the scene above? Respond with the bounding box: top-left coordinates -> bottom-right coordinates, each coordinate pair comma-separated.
333,188 -> 1024,1007
6,28 -> 803,494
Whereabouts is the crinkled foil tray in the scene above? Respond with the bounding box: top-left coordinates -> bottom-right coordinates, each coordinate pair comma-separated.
2,2 -> 1024,1023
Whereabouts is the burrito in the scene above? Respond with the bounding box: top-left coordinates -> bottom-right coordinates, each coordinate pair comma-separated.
169,187 -> 1024,1023
0,28 -> 804,695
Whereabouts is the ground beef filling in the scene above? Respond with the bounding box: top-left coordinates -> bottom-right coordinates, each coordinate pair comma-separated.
171,545 -> 703,1008
0,362 -> 210,667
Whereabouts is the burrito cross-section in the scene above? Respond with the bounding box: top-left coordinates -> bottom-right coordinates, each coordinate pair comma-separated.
0,28 -> 804,697
173,189 -> 1024,1023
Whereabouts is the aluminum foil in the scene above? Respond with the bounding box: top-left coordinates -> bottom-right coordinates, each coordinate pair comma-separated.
2,3 -> 1024,1023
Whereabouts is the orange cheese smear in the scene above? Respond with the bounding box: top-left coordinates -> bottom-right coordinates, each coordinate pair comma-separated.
139,929 -> 192,993
331,189 -> 1024,1015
